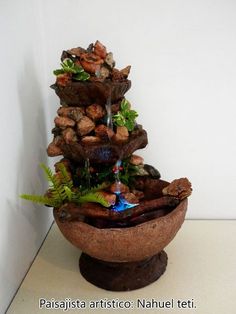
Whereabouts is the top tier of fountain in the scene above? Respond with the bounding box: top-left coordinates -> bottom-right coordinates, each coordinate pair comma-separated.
47,41 -> 148,164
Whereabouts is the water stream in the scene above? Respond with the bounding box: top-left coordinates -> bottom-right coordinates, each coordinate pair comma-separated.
105,90 -> 113,139
84,158 -> 91,190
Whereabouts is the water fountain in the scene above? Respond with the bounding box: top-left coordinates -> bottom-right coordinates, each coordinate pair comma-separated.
21,40 -> 192,291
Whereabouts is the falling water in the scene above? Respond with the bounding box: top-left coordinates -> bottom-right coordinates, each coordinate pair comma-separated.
84,158 -> 91,190
104,88 -> 138,211
105,89 -> 113,140
112,159 -> 138,212
113,159 -> 122,194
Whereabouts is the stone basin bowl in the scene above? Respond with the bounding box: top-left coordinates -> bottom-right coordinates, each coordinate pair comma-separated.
59,129 -> 148,164
51,80 -> 131,106
53,198 -> 187,263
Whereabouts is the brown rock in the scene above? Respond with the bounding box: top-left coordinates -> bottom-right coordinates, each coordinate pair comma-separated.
105,52 -> 115,68
81,136 -> 101,144
54,135 -> 65,146
99,192 -> 116,206
54,116 -> 75,128
110,182 -> 129,194
54,159 -> 71,172
129,154 -> 144,165
113,126 -> 129,142
94,40 -> 107,59
99,66 -> 110,80
111,103 -> 120,113
47,142 -> 63,156
112,66 -> 131,81
80,52 -> 103,74
67,47 -> 86,57
162,178 -> 192,200
57,107 -> 85,122
77,116 -> 95,136
86,104 -> 105,120
120,65 -> 131,78
131,189 -> 145,200
121,192 -> 139,204
62,128 -> 77,144
94,124 -> 114,141
56,73 -> 72,87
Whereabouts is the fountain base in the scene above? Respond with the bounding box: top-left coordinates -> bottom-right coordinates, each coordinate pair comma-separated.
79,251 -> 168,291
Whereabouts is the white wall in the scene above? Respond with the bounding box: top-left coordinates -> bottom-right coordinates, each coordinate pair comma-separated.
0,1 -> 53,313
1,0 -> 236,312
41,0 -> 236,219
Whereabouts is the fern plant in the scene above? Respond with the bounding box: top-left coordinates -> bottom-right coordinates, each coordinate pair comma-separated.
20,163 -> 111,208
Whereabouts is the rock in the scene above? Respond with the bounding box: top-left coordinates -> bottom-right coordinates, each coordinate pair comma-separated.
99,66 -> 110,80
54,159 -> 71,172
120,65 -> 131,78
81,136 -> 101,144
95,124 -> 114,141
112,66 -> 131,81
54,116 -> 75,128
105,52 -> 115,68
113,126 -> 129,142
51,126 -> 62,136
80,52 -> 103,74
131,189 -> 145,200
111,103 -> 120,113
47,142 -> 63,156
57,107 -> 85,121
67,47 -> 86,57
94,40 -> 107,59
86,104 -> 105,120
129,154 -> 144,166
99,192 -> 116,206
56,73 -> 72,86
143,164 -> 161,179
62,128 -> 77,144
77,116 -> 95,136
110,182 -> 129,194
121,192 -> 139,204
162,178 -> 192,200
54,135 -> 65,146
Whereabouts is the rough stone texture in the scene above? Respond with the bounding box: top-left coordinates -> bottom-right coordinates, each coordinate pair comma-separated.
54,198 -> 188,262
51,80 -> 131,106
59,129 -> 148,163
79,251 -> 168,291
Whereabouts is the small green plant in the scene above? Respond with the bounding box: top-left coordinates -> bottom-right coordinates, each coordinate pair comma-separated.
53,58 -> 90,81
112,99 -> 138,131
20,163 -> 111,208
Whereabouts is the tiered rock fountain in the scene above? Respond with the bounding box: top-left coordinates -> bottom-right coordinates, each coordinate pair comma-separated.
22,41 -> 192,291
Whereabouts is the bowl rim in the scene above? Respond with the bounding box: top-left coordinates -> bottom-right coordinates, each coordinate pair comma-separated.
54,198 -> 188,232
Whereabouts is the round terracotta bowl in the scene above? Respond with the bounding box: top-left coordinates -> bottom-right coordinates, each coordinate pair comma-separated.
54,199 -> 187,263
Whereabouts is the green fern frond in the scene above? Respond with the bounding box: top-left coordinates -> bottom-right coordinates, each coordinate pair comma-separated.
57,163 -> 73,189
64,186 -> 73,201
20,194 -> 58,207
40,163 -> 64,202
40,163 -> 58,187
76,192 -> 111,208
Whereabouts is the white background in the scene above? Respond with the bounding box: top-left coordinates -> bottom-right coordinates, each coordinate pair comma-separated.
1,0 -> 236,312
